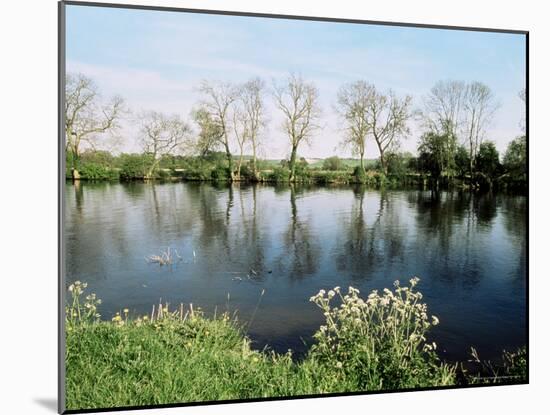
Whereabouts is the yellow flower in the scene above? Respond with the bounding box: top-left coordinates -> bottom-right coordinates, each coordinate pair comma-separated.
123,308 -> 129,314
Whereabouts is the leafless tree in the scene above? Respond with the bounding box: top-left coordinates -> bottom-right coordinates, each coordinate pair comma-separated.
65,73 -> 124,179
336,80 -> 372,170
197,80 -> 238,179
240,78 -> 266,180
273,74 -> 321,181
232,105 -> 249,180
421,80 -> 466,137
364,87 -> 412,174
462,82 -> 499,179
139,111 -> 192,178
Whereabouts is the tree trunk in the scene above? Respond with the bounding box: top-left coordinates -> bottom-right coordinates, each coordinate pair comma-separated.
71,143 -> 80,181
252,143 -> 259,181
236,154 -> 244,181
360,153 -> 365,171
289,145 -> 298,182
379,152 -> 388,175
224,143 -> 234,181
469,144 -> 474,188
71,168 -> 80,181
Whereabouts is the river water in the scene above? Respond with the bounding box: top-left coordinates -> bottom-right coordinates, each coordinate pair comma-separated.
65,181 -> 526,362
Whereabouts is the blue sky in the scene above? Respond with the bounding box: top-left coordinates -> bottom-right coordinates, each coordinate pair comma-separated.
66,4 -> 526,159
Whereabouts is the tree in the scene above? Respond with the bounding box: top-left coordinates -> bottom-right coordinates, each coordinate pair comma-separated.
421,80 -> 466,137
420,81 -> 467,180
231,104 -> 249,180
475,141 -> 500,180
503,135 -> 527,180
139,111 -> 192,178
192,107 -> 223,157
240,78 -> 266,180
336,80 -> 372,170
197,80 -> 238,179
364,87 -> 412,174
65,73 -> 124,179
418,131 -> 457,185
454,145 -> 470,178
273,74 -> 321,181
463,82 -> 499,181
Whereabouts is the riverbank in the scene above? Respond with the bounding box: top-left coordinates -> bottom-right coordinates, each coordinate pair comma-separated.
65,280 -> 526,410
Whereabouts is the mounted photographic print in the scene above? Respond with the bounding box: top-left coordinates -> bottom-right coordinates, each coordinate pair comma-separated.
59,1 -> 528,413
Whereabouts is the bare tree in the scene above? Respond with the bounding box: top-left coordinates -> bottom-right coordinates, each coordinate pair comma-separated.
240,78 -> 266,180
462,82 -> 499,180
336,80 -> 372,170
232,105 -> 249,180
421,80 -> 466,137
65,73 -> 124,179
139,111 -> 192,178
197,80 -> 238,179
273,74 -> 321,181
365,87 -> 412,174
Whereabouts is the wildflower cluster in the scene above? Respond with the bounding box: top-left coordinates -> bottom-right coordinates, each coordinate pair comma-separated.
66,281 -> 101,327
308,278 -> 450,389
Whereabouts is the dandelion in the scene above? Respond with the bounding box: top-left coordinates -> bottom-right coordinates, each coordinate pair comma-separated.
123,308 -> 129,314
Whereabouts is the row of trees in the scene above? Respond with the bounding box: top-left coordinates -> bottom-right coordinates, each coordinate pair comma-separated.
65,72 -> 525,187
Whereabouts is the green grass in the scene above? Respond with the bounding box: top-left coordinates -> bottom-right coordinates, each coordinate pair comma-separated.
64,280 -> 525,411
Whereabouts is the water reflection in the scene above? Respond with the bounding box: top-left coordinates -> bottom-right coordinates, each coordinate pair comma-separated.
65,182 -> 527,361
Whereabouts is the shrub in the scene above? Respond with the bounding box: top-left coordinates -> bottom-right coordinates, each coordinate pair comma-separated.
307,279 -> 455,389
211,165 -> 230,181
119,154 -> 152,180
353,166 -> 367,184
322,156 -> 344,171
315,171 -> 350,184
157,169 -> 171,180
79,162 -> 119,181
268,167 -> 291,183
182,166 -> 212,181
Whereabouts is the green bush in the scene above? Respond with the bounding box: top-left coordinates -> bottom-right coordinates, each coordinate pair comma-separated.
79,162 -> 118,181
267,167 -> 291,183
119,154 -> 152,180
322,156 -> 344,171
314,171 -> 350,184
211,165 -> 230,181
353,166 -> 367,184
156,169 -> 171,180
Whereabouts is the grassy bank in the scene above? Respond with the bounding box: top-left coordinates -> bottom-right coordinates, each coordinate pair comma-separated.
65,280 -> 525,411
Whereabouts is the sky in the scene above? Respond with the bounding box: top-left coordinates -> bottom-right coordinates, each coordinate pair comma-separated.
66,4 -> 526,160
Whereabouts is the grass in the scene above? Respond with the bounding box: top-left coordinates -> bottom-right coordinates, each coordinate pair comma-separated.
65,279 -> 525,411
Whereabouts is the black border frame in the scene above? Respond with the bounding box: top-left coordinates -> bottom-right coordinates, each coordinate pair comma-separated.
58,1 -> 529,414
